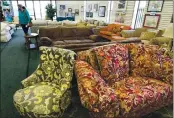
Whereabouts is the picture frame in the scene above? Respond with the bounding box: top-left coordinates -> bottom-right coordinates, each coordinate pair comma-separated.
147,0 -> 164,12
75,9 -> 79,16
87,4 -> 92,11
116,0 -> 127,11
143,14 -> 161,29
89,12 -> 93,18
81,6 -> 84,12
68,8 -> 72,12
98,6 -> 106,17
60,5 -> 65,10
86,12 -> 89,17
94,4 -> 98,12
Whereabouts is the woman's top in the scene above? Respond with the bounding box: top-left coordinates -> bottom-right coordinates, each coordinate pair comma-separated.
18,9 -> 30,25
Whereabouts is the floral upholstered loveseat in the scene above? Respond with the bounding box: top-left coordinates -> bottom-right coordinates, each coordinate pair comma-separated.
75,43 -> 173,118
13,46 -> 76,117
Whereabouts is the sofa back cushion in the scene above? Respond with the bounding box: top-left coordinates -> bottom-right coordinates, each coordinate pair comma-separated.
39,27 -> 62,41
93,44 -> 129,84
128,44 -> 173,85
61,27 -> 76,38
139,31 -> 156,40
75,27 -> 93,37
133,28 -> 147,37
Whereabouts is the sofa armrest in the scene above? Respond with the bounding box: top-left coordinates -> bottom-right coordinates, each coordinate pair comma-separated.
21,66 -> 42,88
40,37 -> 53,46
75,60 -> 119,117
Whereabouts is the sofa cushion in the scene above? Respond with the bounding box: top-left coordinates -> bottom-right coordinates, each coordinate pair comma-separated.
61,27 -> 76,37
112,76 -> 172,117
121,30 -> 135,38
128,44 -> 173,85
32,20 -> 48,26
75,27 -> 93,37
93,44 -> 129,84
133,28 -> 147,37
52,41 -> 65,45
64,39 -> 94,44
139,32 -> 156,40
39,27 -> 62,41
47,21 -> 62,26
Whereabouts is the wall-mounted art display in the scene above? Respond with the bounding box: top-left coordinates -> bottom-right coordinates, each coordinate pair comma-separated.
60,5 -> 65,10
98,6 -> 106,17
59,5 -> 66,16
115,12 -> 125,23
75,9 -> 79,15
94,4 -> 98,12
81,6 -> 84,12
147,0 -> 164,12
86,12 -> 89,17
143,14 -> 161,29
89,12 -> 93,18
171,14 -> 173,23
68,8 -> 72,12
116,0 -> 127,11
87,4 -> 92,11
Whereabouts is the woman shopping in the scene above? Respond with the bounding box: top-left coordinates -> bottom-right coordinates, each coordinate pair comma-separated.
18,4 -> 32,49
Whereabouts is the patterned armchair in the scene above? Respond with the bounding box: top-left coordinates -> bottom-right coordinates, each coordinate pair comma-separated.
13,46 -> 76,118
75,43 -> 173,118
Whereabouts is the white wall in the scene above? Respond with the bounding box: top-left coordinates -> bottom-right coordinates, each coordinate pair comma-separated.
56,1 -> 84,21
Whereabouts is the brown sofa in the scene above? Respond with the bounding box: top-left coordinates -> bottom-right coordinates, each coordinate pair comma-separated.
39,27 -> 121,51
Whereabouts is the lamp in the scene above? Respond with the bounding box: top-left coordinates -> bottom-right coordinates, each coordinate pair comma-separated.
162,23 -> 173,38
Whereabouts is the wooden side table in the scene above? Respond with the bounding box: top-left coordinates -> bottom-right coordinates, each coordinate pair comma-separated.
25,33 -> 39,50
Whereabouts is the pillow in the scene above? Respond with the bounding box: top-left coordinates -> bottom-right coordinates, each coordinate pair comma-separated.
100,31 -> 112,36
112,26 -> 121,34
139,32 -> 156,40
121,30 -> 135,38
133,28 -> 147,37
121,25 -> 131,30
94,21 -> 99,26
93,44 -> 129,84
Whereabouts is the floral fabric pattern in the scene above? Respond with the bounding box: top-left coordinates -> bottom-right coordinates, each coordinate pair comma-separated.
93,44 -> 129,84
112,76 -> 173,117
75,60 -> 120,118
128,44 -> 173,85
14,46 -> 76,117
75,43 -> 173,118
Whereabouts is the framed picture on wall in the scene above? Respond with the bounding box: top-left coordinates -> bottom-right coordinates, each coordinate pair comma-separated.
143,14 -> 161,29
87,4 -> 92,11
116,0 -> 127,11
94,4 -> 98,12
81,6 -> 84,12
75,9 -> 79,15
89,12 -> 93,18
147,0 -> 164,12
98,6 -> 106,17
68,8 -> 72,12
86,12 -> 90,17
60,5 -> 65,10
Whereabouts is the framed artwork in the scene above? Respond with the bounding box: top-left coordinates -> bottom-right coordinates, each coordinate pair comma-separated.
86,12 -> 89,17
94,4 -> 98,12
147,0 -> 164,12
75,9 -> 79,15
115,12 -> 125,23
143,14 -> 161,29
116,0 -> 127,11
89,12 -> 93,18
87,4 -> 92,11
98,6 -> 106,17
60,5 -> 65,10
68,8 -> 72,12
170,14 -> 173,23
81,6 -> 84,12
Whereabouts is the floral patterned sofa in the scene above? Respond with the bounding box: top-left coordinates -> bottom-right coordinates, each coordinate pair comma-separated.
13,46 -> 76,117
75,43 -> 173,118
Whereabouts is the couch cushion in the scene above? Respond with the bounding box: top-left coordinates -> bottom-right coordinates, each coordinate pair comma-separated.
61,27 -> 76,37
139,32 -> 156,40
52,41 -> 65,45
75,27 -> 93,37
128,44 -> 173,85
112,76 -> 172,117
32,20 -> 48,26
93,44 -> 129,84
133,28 -> 147,37
47,21 -> 62,26
64,39 -> 94,44
39,27 -> 62,41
